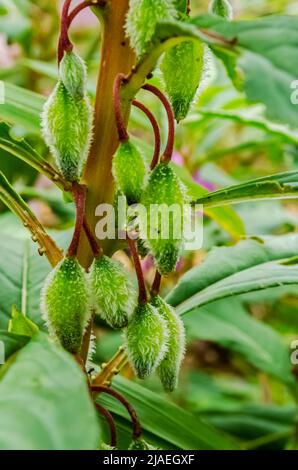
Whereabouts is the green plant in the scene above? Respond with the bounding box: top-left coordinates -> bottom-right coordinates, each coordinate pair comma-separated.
0,0 -> 298,451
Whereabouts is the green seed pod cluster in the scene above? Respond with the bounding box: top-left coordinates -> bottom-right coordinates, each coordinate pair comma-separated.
209,0 -> 233,19
89,255 -> 137,329
125,303 -> 168,379
151,296 -> 185,391
139,163 -> 187,275
40,256 -> 90,353
126,0 -> 176,57
129,438 -> 157,450
41,52 -> 92,182
59,51 -> 87,99
112,140 -> 146,205
161,40 -> 206,122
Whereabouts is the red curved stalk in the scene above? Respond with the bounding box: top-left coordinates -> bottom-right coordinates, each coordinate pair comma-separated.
67,1 -> 95,27
95,402 -> 117,448
151,270 -> 161,297
83,217 -> 103,257
132,100 -> 161,170
58,0 -> 73,64
67,183 -> 87,258
127,237 -> 147,304
92,385 -> 142,440
142,84 -> 175,163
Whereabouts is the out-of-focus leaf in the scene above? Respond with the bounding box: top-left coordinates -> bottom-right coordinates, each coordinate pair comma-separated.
186,108 -> 298,145
191,15 -> 298,127
167,235 -> 298,308
205,404 -> 295,450
8,305 -> 39,337
0,122 -> 67,190
97,376 -> 240,450
0,333 -> 100,449
0,228 -> 71,329
0,331 -> 29,360
176,258 -> 298,318
0,83 -> 44,133
172,163 -> 245,237
185,299 -> 294,385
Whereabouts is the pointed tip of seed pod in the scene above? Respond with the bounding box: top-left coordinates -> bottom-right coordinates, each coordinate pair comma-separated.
151,296 -> 186,392
41,80 -> 93,183
59,50 -> 87,99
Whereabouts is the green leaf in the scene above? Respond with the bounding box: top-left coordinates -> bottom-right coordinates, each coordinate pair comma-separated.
0,122 -> 68,191
193,171 -> 298,208
97,376 -> 240,450
0,229 -> 71,330
185,299 -> 294,385
186,108 -> 298,145
172,163 -> 245,238
167,234 -> 298,308
0,83 -> 44,134
191,15 -> 298,128
0,333 -> 100,449
0,331 -> 29,360
177,256 -> 298,317
8,305 -> 39,337
206,404 -> 295,450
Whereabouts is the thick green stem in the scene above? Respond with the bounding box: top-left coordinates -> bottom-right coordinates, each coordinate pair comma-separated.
78,0 -> 135,362
79,0 -> 135,266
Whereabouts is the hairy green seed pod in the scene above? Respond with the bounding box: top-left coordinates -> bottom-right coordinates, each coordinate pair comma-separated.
151,296 -> 185,391
112,140 -> 146,205
209,0 -> 233,19
139,163 -> 186,275
129,438 -> 157,450
41,80 -> 92,182
89,255 -> 137,329
126,0 -> 176,57
126,303 -> 168,379
59,51 -> 87,99
41,256 -> 90,353
161,40 -> 206,122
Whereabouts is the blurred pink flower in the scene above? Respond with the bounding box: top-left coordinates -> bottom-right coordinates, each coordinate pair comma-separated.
59,0 -> 98,27
0,35 -> 20,68
171,150 -> 184,166
141,255 -> 154,273
192,170 -> 215,192
175,256 -> 184,272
